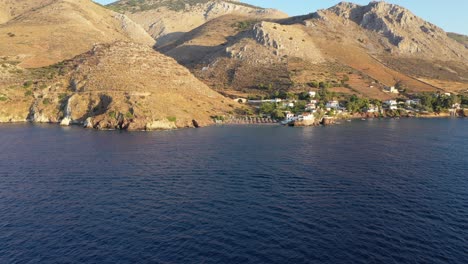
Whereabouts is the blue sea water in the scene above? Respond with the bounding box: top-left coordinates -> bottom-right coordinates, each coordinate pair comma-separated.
0,118 -> 467,264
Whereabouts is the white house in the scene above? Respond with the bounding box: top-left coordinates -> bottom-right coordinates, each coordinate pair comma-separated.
308,91 -> 317,98
284,111 -> 295,120
405,99 -> 421,106
384,100 -> 398,110
326,100 -> 340,109
364,104 -> 378,113
305,103 -> 316,111
384,86 -> 399,94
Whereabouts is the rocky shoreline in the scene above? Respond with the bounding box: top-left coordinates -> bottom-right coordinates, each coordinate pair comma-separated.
0,110 -> 466,131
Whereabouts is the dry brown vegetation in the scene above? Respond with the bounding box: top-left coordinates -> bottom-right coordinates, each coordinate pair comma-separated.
0,0 -> 155,68
0,42 -> 235,130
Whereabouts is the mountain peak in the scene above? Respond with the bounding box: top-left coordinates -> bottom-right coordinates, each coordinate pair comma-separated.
317,1 -> 467,59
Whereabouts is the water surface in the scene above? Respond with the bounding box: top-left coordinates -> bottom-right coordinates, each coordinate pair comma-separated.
0,119 -> 467,263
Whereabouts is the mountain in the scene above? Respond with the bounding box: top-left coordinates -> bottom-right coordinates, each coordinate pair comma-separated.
0,0 -> 155,68
107,0 -> 287,46
0,42 -> 233,130
158,1 -> 468,99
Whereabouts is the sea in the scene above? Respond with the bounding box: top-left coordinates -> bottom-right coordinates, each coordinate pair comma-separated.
0,118 -> 467,263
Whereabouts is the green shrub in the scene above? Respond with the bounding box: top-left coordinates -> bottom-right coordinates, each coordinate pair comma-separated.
108,111 -> 116,119
167,116 -> 177,122
24,90 -> 32,97
23,80 -> 33,88
233,20 -> 256,31
42,98 -> 51,105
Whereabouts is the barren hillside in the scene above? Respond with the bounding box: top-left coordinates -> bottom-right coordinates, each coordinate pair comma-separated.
447,33 -> 468,49
108,0 -> 287,46
0,0 -> 155,68
0,42 -> 234,130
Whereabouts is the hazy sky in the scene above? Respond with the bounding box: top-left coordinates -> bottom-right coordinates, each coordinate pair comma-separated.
95,0 -> 468,35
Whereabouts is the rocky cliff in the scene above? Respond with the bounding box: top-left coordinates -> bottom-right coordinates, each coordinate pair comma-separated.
321,1 -> 467,60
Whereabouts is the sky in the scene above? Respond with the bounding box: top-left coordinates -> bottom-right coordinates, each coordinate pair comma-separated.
95,0 -> 468,35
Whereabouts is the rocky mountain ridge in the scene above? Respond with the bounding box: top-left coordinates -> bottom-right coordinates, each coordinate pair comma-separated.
108,0 -> 287,46
320,1 -> 466,60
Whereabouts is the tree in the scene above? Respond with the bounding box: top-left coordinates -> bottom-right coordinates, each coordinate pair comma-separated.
272,109 -> 285,119
298,92 -> 310,100
259,102 -> 276,115
292,101 -> 306,114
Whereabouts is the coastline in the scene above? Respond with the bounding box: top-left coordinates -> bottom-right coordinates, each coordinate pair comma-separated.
0,113 -> 465,131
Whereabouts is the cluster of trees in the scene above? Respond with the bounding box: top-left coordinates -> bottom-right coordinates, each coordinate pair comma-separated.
259,101 -> 307,118
459,94 -> 468,107
417,93 -> 461,112
308,76 -> 350,89
345,95 -> 370,113
256,86 -> 467,119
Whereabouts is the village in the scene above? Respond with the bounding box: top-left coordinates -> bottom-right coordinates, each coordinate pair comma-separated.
233,86 -> 467,126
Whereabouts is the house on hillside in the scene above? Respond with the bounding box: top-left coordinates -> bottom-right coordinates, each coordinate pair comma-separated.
305,103 -> 316,111
364,104 -> 378,113
384,100 -> 398,110
405,99 -> 421,106
383,86 -> 399,94
326,100 -> 340,109
284,111 -> 295,120
308,91 -> 317,98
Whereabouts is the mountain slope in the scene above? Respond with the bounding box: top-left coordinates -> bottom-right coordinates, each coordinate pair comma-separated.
0,0 -> 155,68
0,42 -> 233,130
108,0 -> 287,46
448,32 -> 468,49
0,0 -> 55,24
159,1 -> 468,99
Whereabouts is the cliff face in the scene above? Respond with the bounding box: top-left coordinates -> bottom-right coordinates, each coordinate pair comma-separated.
108,0 -> 287,46
0,42 -> 234,130
0,0 -> 155,68
322,1 -> 467,60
